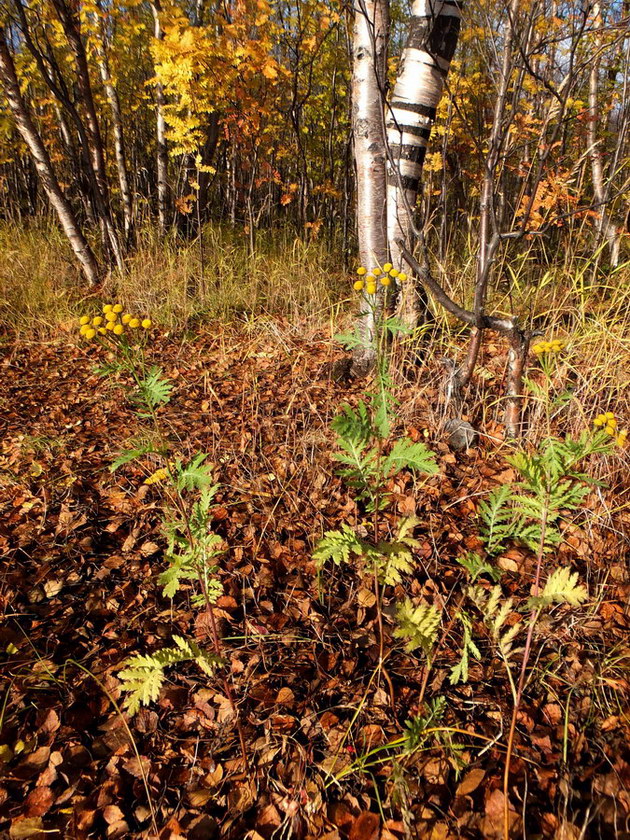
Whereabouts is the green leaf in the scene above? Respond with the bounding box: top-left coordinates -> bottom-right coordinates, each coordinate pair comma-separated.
110,443 -> 158,472
394,599 -> 440,654
449,610 -> 480,685
118,637 -> 220,715
528,567 -> 588,610
174,454 -> 216,493
313,525 -> 365,568
382,438 -> 439,478
134,366 -> 172,411
478,485 -> 519,555
456,552 -> 502,582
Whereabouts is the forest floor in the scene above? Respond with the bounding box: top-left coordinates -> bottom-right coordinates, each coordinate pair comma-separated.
1,319 -> 628,840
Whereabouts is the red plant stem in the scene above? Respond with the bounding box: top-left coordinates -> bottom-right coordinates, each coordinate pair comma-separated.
503,505 -> 548,839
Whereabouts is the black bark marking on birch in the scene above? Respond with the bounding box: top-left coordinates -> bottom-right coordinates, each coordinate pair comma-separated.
390,101 -> 437,120
407,14 -> 461,60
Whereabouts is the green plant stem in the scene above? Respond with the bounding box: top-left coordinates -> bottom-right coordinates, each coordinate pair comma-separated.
66,659 -> 158,835
503,503 -> 548,840
372,441 -> 385,677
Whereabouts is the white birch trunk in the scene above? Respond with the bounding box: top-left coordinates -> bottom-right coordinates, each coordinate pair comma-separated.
587,2 -> 619,267
151,1 -> 169,232
0,32 -> 100,286
387,0 -> 462,326
351,0 -> 389,376
92,4 -> 133,235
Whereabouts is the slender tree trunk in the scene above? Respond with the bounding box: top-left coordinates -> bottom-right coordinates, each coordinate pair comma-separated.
351,0 -> 389,377
458,0 -> 518,389
50,0 -> 124,269
92,1 -> 134,236
151,0 -> 169,231
386,0 -> 462,328
0,31 -> 100,286
587,2 -> 619,267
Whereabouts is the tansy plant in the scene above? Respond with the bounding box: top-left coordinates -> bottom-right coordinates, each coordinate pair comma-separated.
314,266 -> 439,663
446,427 -> 617,830
77,306 -> 239,743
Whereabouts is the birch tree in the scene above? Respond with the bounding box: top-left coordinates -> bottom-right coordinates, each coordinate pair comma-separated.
150,0 -> 169,232
351,0 -> 389,376
0,28 -> 101,286
386,0 -> 462,327
587,1 -> 620,267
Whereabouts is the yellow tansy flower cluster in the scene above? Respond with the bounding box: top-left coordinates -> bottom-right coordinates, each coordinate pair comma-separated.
531,339 -> 564,355
78,304 -> 152,339
144,467 -> 169,485
354,264 -> 407,295
594,412 -> 627,446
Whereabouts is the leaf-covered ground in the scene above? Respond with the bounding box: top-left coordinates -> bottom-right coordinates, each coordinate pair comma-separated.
1,324 -> 628,840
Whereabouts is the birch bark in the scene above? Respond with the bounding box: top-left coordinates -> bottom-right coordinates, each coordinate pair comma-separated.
351,0 -> 389,376
92,1 -> 134,236
151,0 -> 169,232
386,0 -> 462,327
0,30 -> 100,286
587,2 -> 620,266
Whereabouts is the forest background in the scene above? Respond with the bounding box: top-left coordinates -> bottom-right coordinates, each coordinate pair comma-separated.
0,0 -> 629,839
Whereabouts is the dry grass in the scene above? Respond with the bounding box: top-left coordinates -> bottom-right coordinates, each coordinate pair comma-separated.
1,219 -> 629,449
0,221 -> 346,336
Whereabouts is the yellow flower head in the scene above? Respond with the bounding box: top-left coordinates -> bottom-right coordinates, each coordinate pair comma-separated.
98,327 -> 107,335
105,310 -> 118,322
357,267 -> 367,276
144,467 -> 169,485
372,267 -> 382,277
383,262 -> 393,272
129,318 -> 140,328
79,315 -> 90,326
605,424 -> 616,436
606,417 -> 617,429
113,324 -> 124,335
605,412 -> 615,420
92,316 -> 103,326
616,429 -> 628,447
106,321 -> 115,330
366,282 -> 377,295
353,280 -> 364,291
113,304 -> 123,313
122,313 -> 132,324
141,319 -> 152,329
397,272 -> 407,282
85,328 -> 96,339
79,324 -> 90,336
389,268 -> 399,277
103,304 -> 113,314
380,276 -> 392,286
593,414 -> 606,427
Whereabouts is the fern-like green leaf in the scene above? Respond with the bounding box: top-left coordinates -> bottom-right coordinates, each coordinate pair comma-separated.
382,438 -> 439,478
174,454 -> 216,493
456,552 -> 502,582
478,485 -> 519,555
134,366 -> 172,411
528,567 -> 588,609
118,636 -> 220,715
313,525 -> 365,568
110,445 -> 155,472
449,610 -> 480,685
158,553 -> 198,598
376,542 -> 414,586
394,599 -> 440,654
331,401 -> 373,448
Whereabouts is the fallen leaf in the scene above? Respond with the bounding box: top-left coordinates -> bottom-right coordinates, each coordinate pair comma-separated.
456,767 -> 486,797
349,811 -> 380,840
